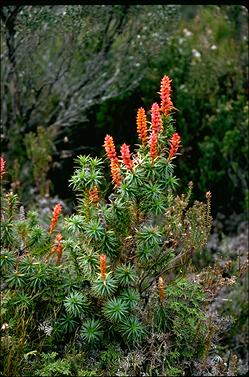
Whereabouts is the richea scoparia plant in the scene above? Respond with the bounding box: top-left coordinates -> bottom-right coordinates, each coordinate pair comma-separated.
1,76 -> 213,376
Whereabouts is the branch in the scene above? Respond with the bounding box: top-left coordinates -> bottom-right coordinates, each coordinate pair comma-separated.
139,246 -> 194,294
0,6 -> 22,26
138,238 -> 180,292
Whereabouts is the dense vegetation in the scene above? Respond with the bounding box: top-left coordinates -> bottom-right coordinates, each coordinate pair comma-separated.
0,4 -> 248,377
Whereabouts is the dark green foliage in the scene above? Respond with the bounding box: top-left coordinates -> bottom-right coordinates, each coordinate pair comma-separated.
119,288 -> 140,310
0,250 -> 16,274
28,262 -> 50,291
80,319 -> 104,346
10,291 -> 33,309
5,271 -> 27,289
115,264 -> 137,287
56,314 -> 78,335
64,292 -> 89,317
103,297 -> 129,323
119,316 -> 145,346
84,219 -> 105,243
136,225 -> 163,258
91,273 -> 118,298
77,248 -> 99,279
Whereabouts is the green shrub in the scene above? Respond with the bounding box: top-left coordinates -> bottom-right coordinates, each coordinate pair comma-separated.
1,77 -> 214,376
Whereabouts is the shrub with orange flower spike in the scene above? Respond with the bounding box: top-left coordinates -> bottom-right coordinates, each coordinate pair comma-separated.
149,130 -> 158,162
49,203 -> 62,234
0,157 -> 5,179
120,143 -> 133,171
151,102 -> 163,133
160,75 -> 173,117
168,132 -> 181,161
103,134 -> 117,161
89,186 -> 99,205
99,254 -> 107,279
136,107 -> 148,146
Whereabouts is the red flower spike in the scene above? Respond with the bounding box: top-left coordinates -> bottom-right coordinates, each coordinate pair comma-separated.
151,102 -> 163,133
160,75 -> 173,117
168,133 -> 181,161
99,254 -> 107,279
104,134 -> 117,161
149,130 -> 158,162
110,159 -> 122,187
136,107 -> 148,146
120,143 -> 133,171
49,203 -> 62,234
0,157 -> 5,179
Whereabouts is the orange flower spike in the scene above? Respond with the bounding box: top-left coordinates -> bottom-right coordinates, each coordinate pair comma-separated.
99,254 -> 107,279
149,130 -> 158,163
151,103 -> 163,133
89,186 -> 99,205
46,233 -> 63,264
110,159 -> 122,187
103,134 -> 117,162
160,75 -> 173,117
55,233 -> 63,243
168,132 -> 181,161
54,233 -> 63,265
136,107 -> 148,146
120,143 -> 133,171
103,134 -> 122,187
0,157 -> 5,179
49,203 -> 62,234
158,276 -> 165,304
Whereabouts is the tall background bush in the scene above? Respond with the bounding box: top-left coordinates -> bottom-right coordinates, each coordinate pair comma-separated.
94,5 -> 248,218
